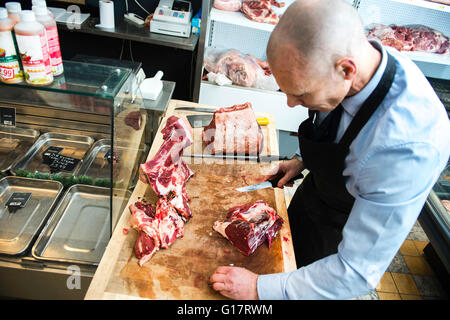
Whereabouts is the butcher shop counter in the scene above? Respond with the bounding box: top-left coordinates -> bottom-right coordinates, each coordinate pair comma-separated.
85,99 -> 297,300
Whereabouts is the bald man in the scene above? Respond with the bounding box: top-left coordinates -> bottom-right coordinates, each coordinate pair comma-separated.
210,0 -> 450,300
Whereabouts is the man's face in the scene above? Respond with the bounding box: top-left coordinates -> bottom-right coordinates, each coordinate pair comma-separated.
269,45 -> 351,113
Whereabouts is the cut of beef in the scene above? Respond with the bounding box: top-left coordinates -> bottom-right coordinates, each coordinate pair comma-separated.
139,115 -> 194,219
213,0 -> 242,11
214,49 -> 261,87
132,114 -> 194,266
241,0 -> 284,25
124,111 -> 142,130
202,102 -> 264,155
367,24 -> 450,54
213,200 -> 283,256
129,200 -> 185,266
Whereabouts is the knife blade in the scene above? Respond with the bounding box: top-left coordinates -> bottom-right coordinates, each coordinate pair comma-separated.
235,173 -> 304,192
175,107 -> 217,113
184,154 -> 290,162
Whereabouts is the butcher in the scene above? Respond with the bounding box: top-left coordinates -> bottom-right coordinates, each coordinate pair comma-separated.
209,0 -> 450,299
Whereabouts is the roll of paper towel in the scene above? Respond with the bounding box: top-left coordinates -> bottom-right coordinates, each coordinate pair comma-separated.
96,0 -> 115,29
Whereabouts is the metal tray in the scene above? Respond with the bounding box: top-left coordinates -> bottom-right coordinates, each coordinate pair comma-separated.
32,185 -> 112,266
11,132 -> 94,175
0,126 -> 40,172
0,177 -> 63,256
76,139 -> 148,188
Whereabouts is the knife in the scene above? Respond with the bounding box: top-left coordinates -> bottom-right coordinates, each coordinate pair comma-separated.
184,154 -> 290,162
175,107 -> 218,113
235,173 -> 304,192
187,114 -> 269,128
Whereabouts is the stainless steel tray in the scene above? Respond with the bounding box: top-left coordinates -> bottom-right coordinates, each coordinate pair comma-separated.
0,126 -> 40,172
32,185 -> 112,265
11,132 -> 94,175
76,139 -> 148,188
0,177 -> 63,256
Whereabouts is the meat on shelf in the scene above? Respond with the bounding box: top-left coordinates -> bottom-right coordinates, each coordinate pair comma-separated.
241,0 -> 285,25
213,200 -> 284,256
131,115 -> 194,266
213,0 -> 242,12
367,24 -> 450,55
203,102 -> 264,155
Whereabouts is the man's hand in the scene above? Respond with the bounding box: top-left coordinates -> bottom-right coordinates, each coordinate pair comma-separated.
210,266 -> 259,300
268,158 -> 304,188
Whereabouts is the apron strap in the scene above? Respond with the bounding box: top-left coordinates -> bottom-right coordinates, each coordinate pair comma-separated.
338,53 -> 397,148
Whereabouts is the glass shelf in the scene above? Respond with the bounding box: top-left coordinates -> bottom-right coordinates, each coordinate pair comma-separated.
0,61 -> 132,99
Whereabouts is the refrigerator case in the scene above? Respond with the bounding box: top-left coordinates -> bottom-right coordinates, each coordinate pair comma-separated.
419,160 -> 450,274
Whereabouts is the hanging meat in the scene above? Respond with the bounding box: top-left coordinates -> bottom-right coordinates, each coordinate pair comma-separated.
213,200 -> 284,256
132,115 -> 194,266
202,102 -> 264,155
240,0 -> 285,25
367,24 -> 450,55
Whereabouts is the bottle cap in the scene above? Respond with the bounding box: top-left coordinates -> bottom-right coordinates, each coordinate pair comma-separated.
0,8 -> 8,20
5,2 -> 22,13
20,10 -> 36,22
34,6 -> 48,16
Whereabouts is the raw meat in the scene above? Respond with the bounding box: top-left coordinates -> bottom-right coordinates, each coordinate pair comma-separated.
202,102 -> 264,155
213,200 -> 283,256
241,0 -> 284,25
139,115 -> 194,219
129,199 -> 185,266
426,0 -> 450,5
214,49 -> 261,87
132,115 -> 195,266
367,24 -> 450,55
247,54 -> 271,76
124,111 -> 142,130
214,0 -> 242,11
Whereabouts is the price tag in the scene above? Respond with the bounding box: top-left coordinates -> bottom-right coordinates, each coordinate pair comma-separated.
42,146 -> 80,173
5,192 -> 32,211
0,106 -> 16,127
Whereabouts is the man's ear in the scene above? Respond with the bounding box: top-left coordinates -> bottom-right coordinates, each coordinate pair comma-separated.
335,57 -> 357,81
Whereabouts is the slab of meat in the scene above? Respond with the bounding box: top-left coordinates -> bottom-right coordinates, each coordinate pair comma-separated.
129,200 -> 185,266
367,24 -> 450,55
241,0 -> 284,25
213,200 -> 283,256
202,102 -> 264,155
426,0 -> 450,5
214,0 -> 242,11
139,115 -> 194,219
214,49 -> 261,87
124,111 -> 142,130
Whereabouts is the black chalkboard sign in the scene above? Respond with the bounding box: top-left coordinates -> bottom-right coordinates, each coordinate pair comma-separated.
6,192 -> 32,212
42,146 -> 80,173
0,106 -> 16,127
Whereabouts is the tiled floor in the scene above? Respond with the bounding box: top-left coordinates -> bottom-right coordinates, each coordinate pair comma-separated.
283,182 -> 449,300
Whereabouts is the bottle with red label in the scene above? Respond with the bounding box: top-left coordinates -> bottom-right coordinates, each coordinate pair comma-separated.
34,5 -> 63,76
0,7 -> 23,83
14,10 -> 53,86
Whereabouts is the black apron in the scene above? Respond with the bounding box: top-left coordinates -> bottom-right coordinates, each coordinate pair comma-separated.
288,53 -> 397,268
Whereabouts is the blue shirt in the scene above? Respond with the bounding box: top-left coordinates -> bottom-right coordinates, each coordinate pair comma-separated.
257,40 -> 450,300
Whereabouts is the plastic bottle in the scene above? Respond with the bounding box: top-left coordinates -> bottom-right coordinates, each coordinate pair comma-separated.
35,6 -> 63,76
14,10 -> 53,86
0,7 -> 23,83
32,0 -> 55,19
5,2 -> 21,25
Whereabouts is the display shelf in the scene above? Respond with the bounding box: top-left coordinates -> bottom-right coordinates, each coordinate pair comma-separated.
209,8 -> 275,32
388,0 -> 450,13
404,51 -> 450,66
57,17 -> 199,51
199,81 -> 308,132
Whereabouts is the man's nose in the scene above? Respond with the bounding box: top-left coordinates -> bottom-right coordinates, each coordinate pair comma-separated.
286,95 -> 303,108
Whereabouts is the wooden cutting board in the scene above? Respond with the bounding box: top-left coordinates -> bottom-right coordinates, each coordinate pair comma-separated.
85,100 -> 296,300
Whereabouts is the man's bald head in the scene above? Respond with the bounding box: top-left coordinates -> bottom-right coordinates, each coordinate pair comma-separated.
267,0 -> 368,76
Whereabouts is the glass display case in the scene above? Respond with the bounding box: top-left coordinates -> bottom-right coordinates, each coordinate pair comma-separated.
0,60 -> 149,299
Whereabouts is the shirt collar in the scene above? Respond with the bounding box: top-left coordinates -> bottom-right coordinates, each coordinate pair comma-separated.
340,39 -> 388,117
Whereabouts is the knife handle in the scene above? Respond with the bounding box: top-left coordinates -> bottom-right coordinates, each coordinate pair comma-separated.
269,173 -> 304,188
256,117 -> 269,126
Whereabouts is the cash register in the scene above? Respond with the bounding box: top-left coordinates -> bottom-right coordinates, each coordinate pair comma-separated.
150,0 -> 192,38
